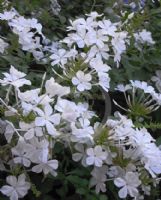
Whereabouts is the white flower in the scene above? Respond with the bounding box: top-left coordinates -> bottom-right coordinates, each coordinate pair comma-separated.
115,84 -> 132,92
26,137 -> 49,163
151,70 -> 161,92
134,29 -> 155,45
32,159 -> 58,176
55,99 -> 78,122
72,143 -> 87,167
0,9 -> 18,20
19,121 -> 43,140
67,17 -> 96,31
4,122 -> 15,143
0,66 -> 31,88
11,141 -> 33,167
72,70 -> 92,91
19,89 -> 53,115
18,88 -> 40,104
50,49 -> 70,67
86,12 -> 103,19
9,16 -> 42,34
111,31 -> 128,64
86,45 -> 110,61
71,118 -> 94,142
130,80 -> 155,94
66,27 -> 88,48
45,77 -> 70,97
86,145 -> 107,167
86,29 -> 108,48
76,102 -> 96,120
114,172 -> 141,199
90,56 -> 111,73
90,165 -> 107,194
0,38 -> 8,53
0,174 -> 30,200
35,104 -> 61,137
98,19 -> 117,36
98,72 -> 110,92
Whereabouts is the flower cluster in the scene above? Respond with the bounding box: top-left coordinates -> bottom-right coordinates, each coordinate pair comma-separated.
0,4 -> 160,200
0,8 -> 59,61
1,64 -> 161,199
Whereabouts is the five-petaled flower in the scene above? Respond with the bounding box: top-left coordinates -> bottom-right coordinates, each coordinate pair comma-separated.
0,174 -> 30,200
72,70 -> 92,92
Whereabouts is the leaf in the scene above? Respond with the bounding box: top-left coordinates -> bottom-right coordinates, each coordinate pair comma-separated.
66,175 -> 88,187
156,136 -> 161,146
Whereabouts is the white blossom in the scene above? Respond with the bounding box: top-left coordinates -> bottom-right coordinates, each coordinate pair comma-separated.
86,146 -> 107,167
0,65 -> 31,88
114,172 -> 141,199
35,104 -> 61,137
32,159 -> 58,176
0,174 -> 30,200
72,70 -> 92,92
45,77 -> 70,97
90,165 -> 108,193
134,29 -> 155,45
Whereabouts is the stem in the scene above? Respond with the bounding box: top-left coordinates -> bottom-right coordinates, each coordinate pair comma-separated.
40,72 -> 46,94
6,120 -> 22,138
14,87 -> 19,105
5,85 -> 12,105
91,0 -> 96,12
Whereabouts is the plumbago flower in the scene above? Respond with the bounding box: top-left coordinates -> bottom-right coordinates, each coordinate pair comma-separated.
0,174 -> 30,200
48,10 -> 155,94
114,172 -> 141,198
72,70 -> 92,91
0,6 -> 161,200
0,65 -> 31,88
86,145 -> 108,167
35,103 -> 61,136
1,65 -> 161,200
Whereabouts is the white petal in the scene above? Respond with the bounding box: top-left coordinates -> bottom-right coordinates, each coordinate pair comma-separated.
118,186 -> 128,199
86,156 -> 94,165
46,121 -> 58,136
128,186 -> 138,197
84,82 -> 92,90
10,190 -> 19,200
32,164 -> 43,173
35,117 -> 46,126
76,71 -> 84,79
44,104 -> 53,116
94,158 -> 103,167
47,160 -> 58,170
114,178 -> 126,187
86,148 -> 94,156
24,129 -> 34,140
72,153 -> 82,162
22,158 -> 31,167
50,113 -> 61,125
72,77 -> 79,85
17,174 -> 25,185
74,143 -> 84,153
0,185 -> 14,196
6,176 -> 17,186
77,84 -> 85,91
85,74 -> 92,81
94,146 -> 102,153
35,108 -> 44,117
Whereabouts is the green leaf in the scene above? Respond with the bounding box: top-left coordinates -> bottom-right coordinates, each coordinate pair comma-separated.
67,175 -> 88,187
156,136 -> 161,146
